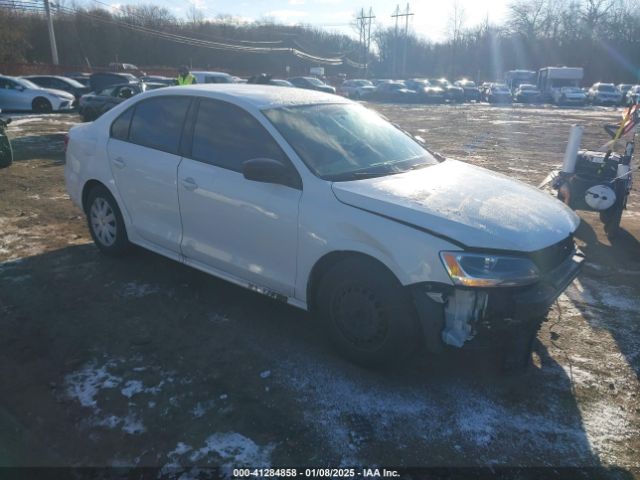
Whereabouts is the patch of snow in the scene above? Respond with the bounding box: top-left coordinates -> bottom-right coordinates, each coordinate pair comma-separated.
65,361 -> 122,408
121,414 -> 146,435
119,282 -> 162,298
188,432 -> 274,467
260,370 -> 271,379
121,380 -> 144,398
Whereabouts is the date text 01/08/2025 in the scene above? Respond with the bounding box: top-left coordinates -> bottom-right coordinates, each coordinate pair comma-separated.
232,468 -> 400,477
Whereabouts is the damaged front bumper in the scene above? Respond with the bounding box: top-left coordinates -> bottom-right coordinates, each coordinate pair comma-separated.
411,248 -> 585,353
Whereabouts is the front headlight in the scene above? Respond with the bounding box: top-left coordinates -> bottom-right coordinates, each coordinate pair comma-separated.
440,251 -> 539,287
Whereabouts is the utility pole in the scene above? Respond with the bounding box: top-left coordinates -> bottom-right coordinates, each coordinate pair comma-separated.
401,3 -> 413,78
365,7 -> 375,78
357,8 -> 365,75
357,7 -> 376,77
391,5 -> 400,79
43,0 -> 59,65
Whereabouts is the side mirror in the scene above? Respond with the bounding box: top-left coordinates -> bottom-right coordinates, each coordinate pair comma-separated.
242,158 -> 301,189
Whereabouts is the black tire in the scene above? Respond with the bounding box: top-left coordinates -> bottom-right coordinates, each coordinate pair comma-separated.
602,181 -> 627,240
32,97 -> 52,113
502,322 -> 539,373
85,185 -> 131,255
316,257 -> 420,367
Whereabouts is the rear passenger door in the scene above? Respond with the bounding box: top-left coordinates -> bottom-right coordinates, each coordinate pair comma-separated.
177,98 -> 302,297
107,96 -> 192,256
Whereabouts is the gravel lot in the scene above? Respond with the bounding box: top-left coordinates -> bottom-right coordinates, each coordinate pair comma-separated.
0,103 -> 639,476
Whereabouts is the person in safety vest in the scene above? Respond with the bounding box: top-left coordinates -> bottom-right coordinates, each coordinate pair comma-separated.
176,66 -> 196,86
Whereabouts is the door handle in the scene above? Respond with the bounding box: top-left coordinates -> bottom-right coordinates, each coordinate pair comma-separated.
112,157 -> 126,169
181,177 -> 198,191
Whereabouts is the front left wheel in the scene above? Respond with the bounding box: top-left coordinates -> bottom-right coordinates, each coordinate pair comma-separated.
316,257 -> 421,367
32,97 -> 52,113
85,185 -> 131,255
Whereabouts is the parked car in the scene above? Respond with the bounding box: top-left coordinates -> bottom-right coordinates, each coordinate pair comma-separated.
90,72 -> 138,93
454,79 -> 481,101
587,83 -> 622,105
552,86 -> 587,106
268,79 -> 294,87
513,84 -> 541,103
247,74 -> 292,87
0,75 -> 75,113
23,75 -> 90,105
405,79 -> 445,103
479,82 -> 492,97
65,85 -> 583,368
625,85 -> 640,105
486,83 -> 512,104
141,75 -> 176,86
368,82 -> 417,103
64,72 -> 91,87
428,78 -> 464,102
108,62 -> 146,77
191,71 -> 235,84
617,83 -> 634,102
339,79 -> 375,99
78,82 -> 165,121
287,76 -> 336,94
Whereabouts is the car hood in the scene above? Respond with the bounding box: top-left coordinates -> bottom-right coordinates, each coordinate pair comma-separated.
331,159 -> 580,252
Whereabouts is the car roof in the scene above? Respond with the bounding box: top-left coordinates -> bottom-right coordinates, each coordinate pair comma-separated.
136,84 -> 347,109
191,71 -> 231,76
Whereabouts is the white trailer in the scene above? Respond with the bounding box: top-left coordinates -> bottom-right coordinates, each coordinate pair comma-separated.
537,67 -> 584,102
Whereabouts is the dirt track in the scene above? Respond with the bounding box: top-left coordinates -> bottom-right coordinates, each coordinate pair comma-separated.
0,104 -> 639,475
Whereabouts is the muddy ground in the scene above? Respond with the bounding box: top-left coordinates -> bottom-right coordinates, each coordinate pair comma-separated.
0,104 -> 639,476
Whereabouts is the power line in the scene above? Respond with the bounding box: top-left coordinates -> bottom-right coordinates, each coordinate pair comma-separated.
10,3 -> 365,66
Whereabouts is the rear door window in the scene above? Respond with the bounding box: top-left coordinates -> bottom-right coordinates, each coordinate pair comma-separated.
129,96 -> 191,154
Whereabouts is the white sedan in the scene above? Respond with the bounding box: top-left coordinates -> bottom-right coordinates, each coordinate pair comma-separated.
0,75 -> 75,113
65,85 -> 583,368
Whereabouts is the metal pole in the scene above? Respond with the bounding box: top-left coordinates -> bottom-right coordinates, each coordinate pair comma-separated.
402,3 -> 410,77
44,0 -> 59,65
392,5 -> 399,79
366,7 -> 374,78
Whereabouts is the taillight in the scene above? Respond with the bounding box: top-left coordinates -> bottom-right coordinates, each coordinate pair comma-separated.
64,133 -> 69,151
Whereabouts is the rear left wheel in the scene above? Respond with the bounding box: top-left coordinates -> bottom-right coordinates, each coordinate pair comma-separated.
85,185 -> 131,255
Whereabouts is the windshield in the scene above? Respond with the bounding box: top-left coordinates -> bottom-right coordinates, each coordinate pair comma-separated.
16,78 -> 40,89
519,84 -> 536,91
305,77 -> 324,86
597,84 -> 615,92
263,103 -> 437,181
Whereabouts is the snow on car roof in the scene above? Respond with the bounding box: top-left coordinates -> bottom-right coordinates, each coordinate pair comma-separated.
142,83 -> 348,109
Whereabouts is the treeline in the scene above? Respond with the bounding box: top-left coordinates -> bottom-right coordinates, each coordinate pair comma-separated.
1,0 -> 639,83
0,5 -> 364,76
374,0 -> 640,84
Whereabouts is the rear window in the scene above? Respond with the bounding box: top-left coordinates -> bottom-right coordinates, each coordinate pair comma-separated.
110,107 -> 134,140
129,96 -> 191,154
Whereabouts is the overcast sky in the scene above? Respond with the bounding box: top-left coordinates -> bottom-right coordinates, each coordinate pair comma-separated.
101,0 -> 509,42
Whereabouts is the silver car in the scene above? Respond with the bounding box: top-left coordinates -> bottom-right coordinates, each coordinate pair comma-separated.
0,75 -> 75,113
